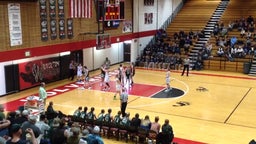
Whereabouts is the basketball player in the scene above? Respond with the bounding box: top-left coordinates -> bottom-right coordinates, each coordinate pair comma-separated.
131,62 -> 135,86
114,74 -> 122,100
100,64 -> 106,87
125,64 -> 132,87
83,66 -> 91,89
77,63 -> 83,82
165,68 -> 172,92
103,67 -> 110,91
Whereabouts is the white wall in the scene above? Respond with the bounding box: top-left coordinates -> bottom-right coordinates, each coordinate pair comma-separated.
133,0 -> 183,56
83,43 -> 124,70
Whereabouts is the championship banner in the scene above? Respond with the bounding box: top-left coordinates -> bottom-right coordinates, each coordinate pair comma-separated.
39,0 -> 48,41
50,19 -> 57,40
19,57 -> 60,90
59,19 -> 65,39
49,0 -> 56,19
8,3 -> 22,46
58,0 -> 65,18
67,18 -> 73,39
39,0 -> 47,18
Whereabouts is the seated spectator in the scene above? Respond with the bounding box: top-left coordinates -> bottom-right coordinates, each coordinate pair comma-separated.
21,115 -> 41,140
240,28 -> 245,38
50,118 -> 69,144
150,116 -> 161,134
46,101 -> 64,120
79,129 -> 90,144
67,127 -> 80,144
0,119 -> 11,137
35,114 -> 50,143
86,126 -> 104,144
140,115 -> 151,130
14,110 -> 29,125
0,105 -> 5,120
6,124 -> 38,144
130,113 -> 141,129
217,46 -> 225,56
161,119 -> 174,143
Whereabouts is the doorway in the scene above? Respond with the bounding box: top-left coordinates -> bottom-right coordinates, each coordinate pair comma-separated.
123,43 -> 131,62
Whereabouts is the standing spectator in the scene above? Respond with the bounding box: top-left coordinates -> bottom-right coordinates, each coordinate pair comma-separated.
68,60 -> 75,81
181,55 -> 190,76
39,82 -> 47,110
120,88 -> 128,117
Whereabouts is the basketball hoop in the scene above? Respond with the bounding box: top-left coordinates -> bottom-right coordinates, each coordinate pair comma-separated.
96,33 -> 111,50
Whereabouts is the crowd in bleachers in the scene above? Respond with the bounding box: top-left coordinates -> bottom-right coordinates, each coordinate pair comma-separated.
0,102 -> 175,144
136,29 -> 207,70
213,15 -> 256,61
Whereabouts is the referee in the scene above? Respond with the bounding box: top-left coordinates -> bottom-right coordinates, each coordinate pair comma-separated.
120,88 -> 128,117
181,55 -> 190,76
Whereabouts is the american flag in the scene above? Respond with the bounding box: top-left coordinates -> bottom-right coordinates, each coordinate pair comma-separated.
69,0 -> 92,18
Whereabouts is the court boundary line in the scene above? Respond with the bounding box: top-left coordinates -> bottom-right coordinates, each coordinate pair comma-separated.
224,87 -> 252,123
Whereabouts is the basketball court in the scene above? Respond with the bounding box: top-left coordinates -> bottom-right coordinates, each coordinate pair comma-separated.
1,65 -> 256,144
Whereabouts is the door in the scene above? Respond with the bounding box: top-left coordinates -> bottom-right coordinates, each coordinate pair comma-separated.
123,43 -> 131,62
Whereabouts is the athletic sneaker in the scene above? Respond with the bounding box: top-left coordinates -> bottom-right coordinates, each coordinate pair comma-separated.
164,88 -> 171,93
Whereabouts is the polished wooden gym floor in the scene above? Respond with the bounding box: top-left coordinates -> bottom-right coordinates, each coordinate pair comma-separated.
1,64 -> 256,144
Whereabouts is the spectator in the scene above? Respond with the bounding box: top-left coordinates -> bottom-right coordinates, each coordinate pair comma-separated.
161,119 -> 174,143
21,115 -> 41,140
6,124 -> 38,144
150,116 -> 161,134
140,115 -> 151,131
86,126 -> 104,144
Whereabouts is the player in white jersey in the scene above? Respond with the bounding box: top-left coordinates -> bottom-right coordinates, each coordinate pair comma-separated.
114,74 -> 122,100
165,68 -> 172,92
77,63 -> 83,82
83,66 -> 91,89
